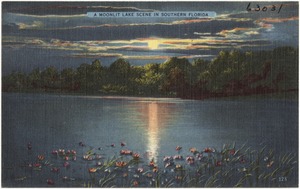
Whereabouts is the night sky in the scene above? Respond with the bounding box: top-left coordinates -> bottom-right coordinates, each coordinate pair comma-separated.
2,1 -> 299,74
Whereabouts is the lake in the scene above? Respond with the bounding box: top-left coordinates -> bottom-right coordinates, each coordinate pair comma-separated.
2,93 -> 298,187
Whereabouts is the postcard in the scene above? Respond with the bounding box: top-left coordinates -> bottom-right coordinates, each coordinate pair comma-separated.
2,1 -> 298,187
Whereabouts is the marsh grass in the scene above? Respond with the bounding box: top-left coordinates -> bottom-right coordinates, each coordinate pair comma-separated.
12,142 -> 297,187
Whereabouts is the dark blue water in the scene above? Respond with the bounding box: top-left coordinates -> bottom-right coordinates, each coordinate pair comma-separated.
2,93 -> 298,187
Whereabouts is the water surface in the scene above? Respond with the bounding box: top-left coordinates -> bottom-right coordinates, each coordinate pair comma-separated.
2,93 -> 298,186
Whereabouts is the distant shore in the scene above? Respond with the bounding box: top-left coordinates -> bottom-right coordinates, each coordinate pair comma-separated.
2,90 -> 298,102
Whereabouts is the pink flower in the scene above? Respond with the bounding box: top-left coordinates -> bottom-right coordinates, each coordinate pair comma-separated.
132,153 -> 140,160
33,163 -> 42,168
133,180 -> 139,187
189,147 -> 197,154
37,155 -> 45,161
120,149 -> 133,155
63,162 -> 70,167
186,156 -> 195,165
51,167 -> 60,173
121,142 -> 126,147
203,147 -> 215,153
47,179 -> 54,185
173,155 -> 183,160
229,149 -> 235,155
215,161 -> 222,167
196,153 -> 203,160
163,156 -> 173,162
88,168 -> 97,173
176,146 -> 182,151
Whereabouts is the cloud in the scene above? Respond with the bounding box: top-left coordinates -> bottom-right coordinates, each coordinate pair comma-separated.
17,21 -> 44,29
256,16 -> 298,23
217,27 -> 260,38
66,52 -> 122,58
5,4 -> 157,15
193,32 -> 211,36
123,55 -> 170,60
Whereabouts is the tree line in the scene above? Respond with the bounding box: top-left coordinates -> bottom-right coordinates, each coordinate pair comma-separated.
2,46 -> 298,99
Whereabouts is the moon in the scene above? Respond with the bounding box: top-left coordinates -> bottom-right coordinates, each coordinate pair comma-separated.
148,40 -> 159,50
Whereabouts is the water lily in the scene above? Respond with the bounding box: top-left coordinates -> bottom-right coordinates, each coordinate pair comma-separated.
121,142 -> 126,147
239,156 -> 246,163
47,179 -> 54,185
136,167 -> 143,173
264,156 -> 269,162
163,156 -> 173,162
33,163 -> 42,168
146,173 -> 153,178
58,149 -> 65,155
149,159 -> 155,167
224,157 -> 230,162
83,155 -> 93,160
133,180 -> 139,187
165,162 -> 174,168
95,154 -> 102,159
51,167 -> 60,173
63,162 -> 70,168
37,155 -> 45,161
51,150 -> 58,155
215,160 -> 222,166
203,147 -> 215,153
64,156 -> 69,161
229,149 -> 235,155
189,147 -> 197,154
120,149 -> 133,155
175,164 -> 183,170
88,167 -> 97,173
186,156 -> 195,165
196,153 -> 203,160
132,153 -> 140,160
72,156 -> 77,161
115,161 -> 127,167
152,166 -> 158,172
176,146 -> 182,151
175,175 -> 183,181
173,155 -> 183,160
96,161 -> 102,166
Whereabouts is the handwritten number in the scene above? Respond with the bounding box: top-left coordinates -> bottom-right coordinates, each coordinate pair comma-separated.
255,5 -> 260,11
247,3 -> 283,13
271,5 -> 276,11
262,7 -> 267,11
278,4 -> 283,13
247,3 -> 252,11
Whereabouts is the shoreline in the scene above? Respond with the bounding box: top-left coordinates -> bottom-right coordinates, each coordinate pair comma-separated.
2,90 -> 298,102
